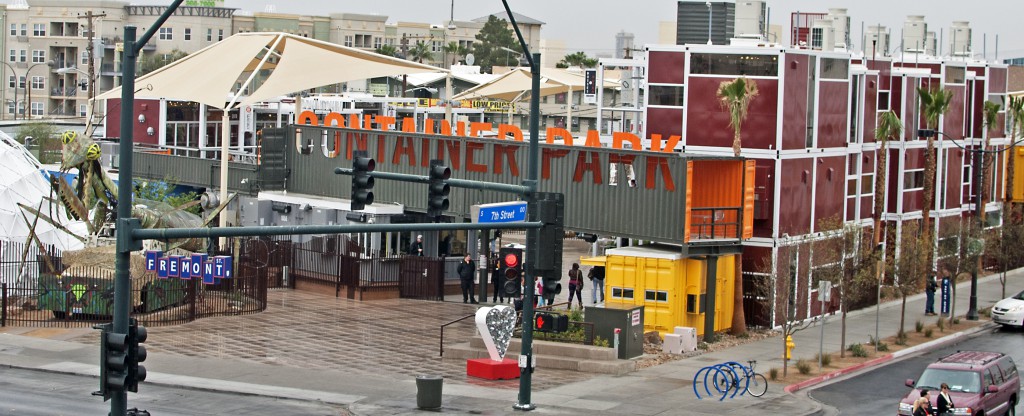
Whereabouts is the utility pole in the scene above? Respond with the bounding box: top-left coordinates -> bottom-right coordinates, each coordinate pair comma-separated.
77,11 -> 106,128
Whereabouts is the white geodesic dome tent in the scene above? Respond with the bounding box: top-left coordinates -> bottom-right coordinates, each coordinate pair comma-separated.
0,131 -> 88,252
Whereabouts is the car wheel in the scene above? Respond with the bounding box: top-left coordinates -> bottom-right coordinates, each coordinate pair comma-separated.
1008,397 -> 1016,416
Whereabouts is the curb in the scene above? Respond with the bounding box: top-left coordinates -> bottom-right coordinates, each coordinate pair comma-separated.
784,322 -> 996,394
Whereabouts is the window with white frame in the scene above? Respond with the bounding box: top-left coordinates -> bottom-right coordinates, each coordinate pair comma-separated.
32,23 -> 45,37
344,35 -> 353,47
847,156 -> 859,198
19,50 -> 27,62
32,50 -> 46,63
904,169 -> 925,190
610,287 -> 634,300
644,290 -> 668,302
8,49 -> 15,62
432,40 -> 442,52
19,24 -> 26,36
8,75 -> 14,88
9,24 -> 16,36
877,91 -> 890,111
184,28 -> 192,41
374,37 -> 382,49
79,104 -> 87,117
861,172 -> 874,196
206,28 -> 213,42
81,50 -> 89,65
7,101 -> 14,115
30,101 -> 43,116
217,29 -> 223,41
30,76 -> 43,90
18,76 -> 25,89
159,27 -> 173,40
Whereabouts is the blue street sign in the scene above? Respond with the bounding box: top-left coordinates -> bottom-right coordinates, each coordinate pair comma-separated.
180,257 -> 192,279
145,251 -> 162,272
157,258 -> 169,278
471,201 -> 528,224
168,255 -> 181,277
203,260 -> 215,285
941,277 -> 951,315
191,254 -> 206,276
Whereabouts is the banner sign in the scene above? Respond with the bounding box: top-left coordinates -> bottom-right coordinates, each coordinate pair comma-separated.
145,251 -> 232,285
941,277 -> 951,315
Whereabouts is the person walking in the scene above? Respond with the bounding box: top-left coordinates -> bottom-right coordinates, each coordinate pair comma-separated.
457,254 -> 477,304
567,263 -> 584,309
589,266 -> 605,304
491,257 -> 504,303
925,272 -> 938,316
936,383 -> 954,416
410,235 -> 424,256
534,276 -> 545,307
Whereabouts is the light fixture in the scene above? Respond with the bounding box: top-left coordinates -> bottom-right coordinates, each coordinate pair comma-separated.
138,114 -> 145,123
146,126 -> 154,136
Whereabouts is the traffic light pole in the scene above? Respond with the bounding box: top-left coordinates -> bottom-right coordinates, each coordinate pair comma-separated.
113,3 -> 184,415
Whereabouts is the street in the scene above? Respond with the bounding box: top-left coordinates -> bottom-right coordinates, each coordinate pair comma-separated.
0,367 -> 345,416
808,326 -> 1024,415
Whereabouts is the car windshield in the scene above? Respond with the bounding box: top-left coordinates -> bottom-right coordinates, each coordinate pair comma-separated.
916,369 -> 980,393
1014,290 -> 1024,301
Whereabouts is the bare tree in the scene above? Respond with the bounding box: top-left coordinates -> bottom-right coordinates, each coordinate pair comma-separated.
988,220 -> 1024,299
751,247 -> 812,377
814,216 -> 877,357
893,221 -> 929,337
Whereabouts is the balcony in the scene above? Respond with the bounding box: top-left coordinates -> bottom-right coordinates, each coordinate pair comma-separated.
689,207 -> 742,241
50,87 -> 80,98
682,159 -> 755,250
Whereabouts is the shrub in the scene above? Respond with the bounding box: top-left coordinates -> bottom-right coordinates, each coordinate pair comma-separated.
849,343 -> 868,358
698,341 -> 709,350
877,342 -> 890,352
593,335 -> 610,348
924,328 -> 933,338
936,317 -> 946,332
768,367 -> 779,381
952,317 -> 960,325
817,353 -> 832,367
915,320 -> 924,333
796,359 -> 812,375
895,330 -> 908,346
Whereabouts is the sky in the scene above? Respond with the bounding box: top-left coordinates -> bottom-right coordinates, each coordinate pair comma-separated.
134,1 -> 1024,60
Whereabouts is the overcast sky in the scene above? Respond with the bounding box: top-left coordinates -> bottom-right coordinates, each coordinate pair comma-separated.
145,1 -> 1024,60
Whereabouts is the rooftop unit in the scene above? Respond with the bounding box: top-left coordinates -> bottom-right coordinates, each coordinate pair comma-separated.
903,15 -> 928,53
949,21 -> 972,57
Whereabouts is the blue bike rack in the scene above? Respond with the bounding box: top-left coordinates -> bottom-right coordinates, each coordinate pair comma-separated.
693,361 -> 752,400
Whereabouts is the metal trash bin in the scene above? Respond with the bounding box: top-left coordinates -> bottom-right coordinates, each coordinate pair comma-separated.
415,375 -> 443,409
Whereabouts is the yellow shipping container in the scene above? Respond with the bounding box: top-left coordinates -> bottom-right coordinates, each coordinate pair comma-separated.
583,245 -> 735,338
1013,147 -> 1024,203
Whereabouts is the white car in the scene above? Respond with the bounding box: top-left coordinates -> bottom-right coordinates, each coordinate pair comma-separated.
991,289 -> 1024,329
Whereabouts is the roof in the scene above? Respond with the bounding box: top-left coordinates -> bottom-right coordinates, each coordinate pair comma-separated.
472,11 -> 544,26
606,245 -> 684,260
936,351 -> 1004,368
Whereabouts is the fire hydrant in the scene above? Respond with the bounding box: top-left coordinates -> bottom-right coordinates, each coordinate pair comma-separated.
785,335 -> 795,360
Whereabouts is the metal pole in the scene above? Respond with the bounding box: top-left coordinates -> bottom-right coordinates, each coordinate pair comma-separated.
967,150 -> 982,320
112,23 -> 136,416
703,255 -> 718,343
818,290 -> 825,370
219,110 -> 230,248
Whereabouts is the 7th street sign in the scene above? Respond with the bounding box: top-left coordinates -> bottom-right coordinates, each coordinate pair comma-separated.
471,201 -> 527,224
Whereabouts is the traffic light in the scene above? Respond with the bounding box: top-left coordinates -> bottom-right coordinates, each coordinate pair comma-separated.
534,312 -> 569,333
126,320 -> 148,393
351,150 -> 375,211
427,159 -> 450,217
531,193 -> 565,299
500,247 -> 523,297
96,324 -> 128,401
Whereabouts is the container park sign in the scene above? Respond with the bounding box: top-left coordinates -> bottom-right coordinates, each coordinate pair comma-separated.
145,251 -> 233,285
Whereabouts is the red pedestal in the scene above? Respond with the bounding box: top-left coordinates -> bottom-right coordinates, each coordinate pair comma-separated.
466,358 -> 520,380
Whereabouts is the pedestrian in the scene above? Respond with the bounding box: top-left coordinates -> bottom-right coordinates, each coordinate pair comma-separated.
567,263 -> 584,309
936,383 -> 954,416
589,266 -> 605,304
457,254 -> 477,304
438,234 -> 451,257
925,272 -> 938,316
491,257 -> 504,303
410,235 -> 424,256
913,389 -> 932,416
534,276 -> 545,307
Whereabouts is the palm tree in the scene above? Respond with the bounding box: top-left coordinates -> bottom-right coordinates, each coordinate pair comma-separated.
374,44 -> 398,57
442,41 -> 467,66
979,101 -> 1001,226
916,85 -> 953,266
556,51 -> 598,68
874,110 -> 902,245
1006,96 -> 1024,223
408,41 -> 433,63
717,77 -> 759,157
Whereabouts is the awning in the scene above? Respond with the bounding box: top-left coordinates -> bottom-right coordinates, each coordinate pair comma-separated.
452,67 -> 616,101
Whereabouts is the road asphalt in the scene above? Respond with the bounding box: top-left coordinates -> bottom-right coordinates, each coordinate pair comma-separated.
1,267 -> 1020,415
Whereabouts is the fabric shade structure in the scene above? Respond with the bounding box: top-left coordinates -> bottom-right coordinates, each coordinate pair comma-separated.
97,32 -> 444,242
452,67 -> 617,131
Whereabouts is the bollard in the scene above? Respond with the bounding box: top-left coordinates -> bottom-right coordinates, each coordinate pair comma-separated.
415,375 -> 443,409
613,327 -> 621,352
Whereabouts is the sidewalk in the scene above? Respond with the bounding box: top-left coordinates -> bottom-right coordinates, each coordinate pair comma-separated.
1,268 -> 1019,415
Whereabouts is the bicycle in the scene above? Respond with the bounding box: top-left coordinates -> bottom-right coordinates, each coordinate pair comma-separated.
739,360 -> 768,397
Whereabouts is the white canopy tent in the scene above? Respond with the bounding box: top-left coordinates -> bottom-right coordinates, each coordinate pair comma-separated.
97,32 -> 445,235
452,67 -> 618,130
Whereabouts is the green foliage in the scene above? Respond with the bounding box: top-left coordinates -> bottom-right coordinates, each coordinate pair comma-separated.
915,320 -> 924,333
796,359 -> 812,375
407,41 -> 433,63
16,122 -> 61,164
442,41 -> 468,66
717,77 -> 758,157
138,49 -> 188,76
556,51 -> 598,69
895,331 -> 908,346
817,352 -> 832,367
472,15 -> 518,73
133,179 -> 201,215
936,317 -> 946,332
924,328 -> 933,338
768,367 -> 779,381
593,335 -> 610,348
374,44 -> 398,57
848,343 -> 868,357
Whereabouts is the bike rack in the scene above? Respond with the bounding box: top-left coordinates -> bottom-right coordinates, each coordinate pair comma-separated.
693,361 -> 753,400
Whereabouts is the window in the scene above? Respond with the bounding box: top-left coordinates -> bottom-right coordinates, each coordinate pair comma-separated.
206,28 -> 213,42
344,35 -> 353,47
32,50 -> 46,63
945,67 -> 965,84
432,40 -> 442,52
20,24 -> 27,36
644,290 -> 668,302
861,173 -> 874,195
686,294 -> 706,313
19,50 -> 27,63
184,28 -> 192,41
81,50 -> 89,65
79,104 -> 87,117
611,287 -> 634,300
18,76 -> 25,89
9,24 -> 15,36
904,169 -> 925,190
159,27 -> 173,40
649,85 -> 685,107
877,91 -> 890,111
820,58 -> 849,80
8,49 -> 14,62
7,75 -> 14,88
30,101 -> 43,116
690,53 -> 778,76
6,101 -> 14,115
217,29 -> 224,41
30,76 -> 43,90
806,58 -> 817,147
373,37 -> 382,49
32,23 -> 45,37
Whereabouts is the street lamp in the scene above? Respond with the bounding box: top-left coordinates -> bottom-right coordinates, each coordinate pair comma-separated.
0,61 -> 18,120
25,60 -> 54,120
707,1 -> 713,45
918,128 -> 1024,321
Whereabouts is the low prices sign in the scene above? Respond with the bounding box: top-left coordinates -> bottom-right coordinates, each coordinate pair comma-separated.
145,251 -> 233,285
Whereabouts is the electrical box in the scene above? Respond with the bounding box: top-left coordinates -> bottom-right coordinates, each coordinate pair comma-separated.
584,303 -> 644,359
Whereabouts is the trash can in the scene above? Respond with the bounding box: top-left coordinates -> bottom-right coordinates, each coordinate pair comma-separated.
415,375 -> 443,409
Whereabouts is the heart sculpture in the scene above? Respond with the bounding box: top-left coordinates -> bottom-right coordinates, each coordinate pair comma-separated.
474,305 -> 517,361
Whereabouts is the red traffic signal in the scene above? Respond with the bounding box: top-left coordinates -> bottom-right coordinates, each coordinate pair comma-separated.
503,252 -> 519,268
534,312 -> 569,333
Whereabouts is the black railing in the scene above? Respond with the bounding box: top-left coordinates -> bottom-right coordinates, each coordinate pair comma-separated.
689,206 -> 742,240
